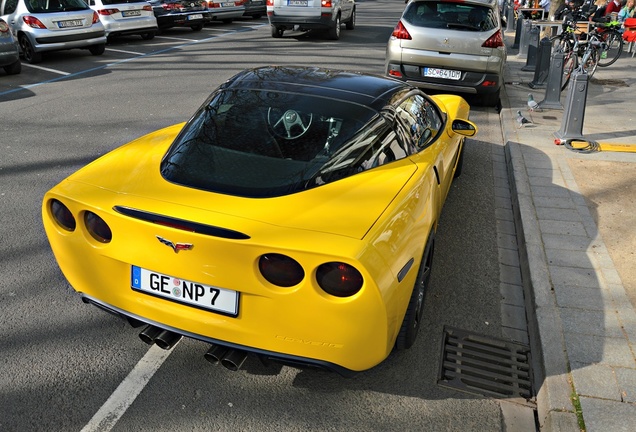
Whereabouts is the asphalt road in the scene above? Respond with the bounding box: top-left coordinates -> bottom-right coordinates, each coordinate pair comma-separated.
0,2 -> 530,431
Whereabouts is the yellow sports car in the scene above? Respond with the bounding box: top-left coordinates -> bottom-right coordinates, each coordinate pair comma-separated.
42,66 -> 477,376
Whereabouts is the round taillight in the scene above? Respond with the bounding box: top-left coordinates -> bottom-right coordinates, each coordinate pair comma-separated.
258,254 -> 304,287
50,199 -> 76,231
316,262 -> 363,297
84,211 -> 112,243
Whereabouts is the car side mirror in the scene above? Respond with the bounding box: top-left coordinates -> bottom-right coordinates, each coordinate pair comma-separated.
451,119 -> 477,137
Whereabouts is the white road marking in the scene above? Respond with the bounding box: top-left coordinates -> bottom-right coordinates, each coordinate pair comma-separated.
154,35 -> 197,42
80,343 -> 175,432
21,63 -> 70,76
106,48 -> 145,56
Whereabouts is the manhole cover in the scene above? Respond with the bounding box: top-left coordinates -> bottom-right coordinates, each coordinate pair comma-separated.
438,326 -> 534,406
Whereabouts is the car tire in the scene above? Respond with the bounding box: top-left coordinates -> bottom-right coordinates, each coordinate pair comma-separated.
89,43 -> 106,56
141,32 -> 155,40
271,25 -> 284,38
453,140 -> 464,179
345,8 -> 356,30
4,60 -> 21,75
395,231 -> 435,350
19,34 -> 42,64
327,14 -> 341,40
481,89 -> 500,107
191,24 -> 204,31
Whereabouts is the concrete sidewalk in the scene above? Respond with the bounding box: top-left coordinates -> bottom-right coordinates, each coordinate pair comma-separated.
500,30 -> 636,431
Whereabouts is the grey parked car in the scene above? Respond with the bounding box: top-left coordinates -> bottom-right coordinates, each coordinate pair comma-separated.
0,0 -> 107,64
266,0 -> 355,40
0,17 -> 20,74
385,0 -> 506,106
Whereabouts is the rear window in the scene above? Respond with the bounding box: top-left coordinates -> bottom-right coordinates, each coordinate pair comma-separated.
403,1 -> 498,32
160,88 -> 407,198
26,0 -> 90,13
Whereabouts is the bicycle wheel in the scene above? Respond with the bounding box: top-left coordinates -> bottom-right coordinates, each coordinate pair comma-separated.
561,49 -> 577,91
581,47 -> 599,78
597,30 -> 623,67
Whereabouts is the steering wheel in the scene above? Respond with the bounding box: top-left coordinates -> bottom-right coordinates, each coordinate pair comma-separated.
267,108 -> 313,140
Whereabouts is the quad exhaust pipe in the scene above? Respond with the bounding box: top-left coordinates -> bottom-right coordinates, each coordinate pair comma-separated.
204,344 -> 248,371
139,325 -> 181,350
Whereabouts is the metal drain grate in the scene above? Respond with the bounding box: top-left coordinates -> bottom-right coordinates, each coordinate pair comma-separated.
438,326 -> 534,406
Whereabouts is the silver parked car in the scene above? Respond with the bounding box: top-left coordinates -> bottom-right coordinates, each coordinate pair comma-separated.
0,17 -> 20,74
266,0 -> 355,40
0,0 -> 107,64
205,0 -> 244,24
88,0 -> 158,40
385,0 -> 506,106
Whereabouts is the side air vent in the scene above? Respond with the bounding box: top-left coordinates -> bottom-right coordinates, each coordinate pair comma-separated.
113,206 -> 250,240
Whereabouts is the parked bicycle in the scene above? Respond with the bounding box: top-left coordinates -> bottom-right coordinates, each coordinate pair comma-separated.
550,17 -> 623,90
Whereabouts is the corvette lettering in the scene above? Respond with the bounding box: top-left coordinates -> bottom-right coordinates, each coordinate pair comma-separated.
156,235 -> 193,253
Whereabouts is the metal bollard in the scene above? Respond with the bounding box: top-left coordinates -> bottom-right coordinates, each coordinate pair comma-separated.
554,70 -> 588,142
513,16 -> 523,49
529,37 -> 552,88
540,49 -> 565,109
518,19 -> 533,59
522,26 -> 541,71
508,4 -> 516,32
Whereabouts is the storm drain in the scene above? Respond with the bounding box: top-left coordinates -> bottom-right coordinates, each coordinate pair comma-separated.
438,326 -> 534,406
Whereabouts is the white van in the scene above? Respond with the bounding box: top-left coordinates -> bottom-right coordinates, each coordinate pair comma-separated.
266,0 -> 355,40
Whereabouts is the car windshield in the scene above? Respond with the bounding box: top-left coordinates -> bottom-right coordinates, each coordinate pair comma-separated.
26,0 -> 90,13
403,1 -> 497,31
160,88 -> 393,198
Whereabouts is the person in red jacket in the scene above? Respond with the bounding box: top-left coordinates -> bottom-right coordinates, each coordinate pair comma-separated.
606,0 -> 623,16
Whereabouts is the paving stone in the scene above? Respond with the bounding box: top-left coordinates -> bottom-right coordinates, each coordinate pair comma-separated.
614,367 -> 636,403
560,308 -> 624,338
579,396 -> 636,432
570,363 -> 622,400
549,265 -> 600,289
538,219 -> 587,236
553,284 -> 613,311
564,333 -> 635,368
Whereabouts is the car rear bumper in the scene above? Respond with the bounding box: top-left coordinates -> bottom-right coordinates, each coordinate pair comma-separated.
386,61 -> 502,95
208,9 -> 245,21
156,13 -> 207,28
28,31 -> 107,52
0,46 -> 20,66
82,294 -> 359,376
267,13 -> 334,30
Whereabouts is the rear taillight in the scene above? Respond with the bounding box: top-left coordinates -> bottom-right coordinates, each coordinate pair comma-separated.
50,200 -> 76,231
391,21 -> 411,40
259,254 -> 305,287
143,5 -> 152,11
98,8 -> 120,15
266,0 -> 273,5
316,262 -> 363,297
321,0 -> 332,6
0,21 -> 10,32
92,11 -> 100,24
85,212 -> 112,243
23,16 -> 47,29
482,30 -> 503,48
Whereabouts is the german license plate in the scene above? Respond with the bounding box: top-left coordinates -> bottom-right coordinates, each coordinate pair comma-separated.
58,20 -> 83,28
122,10 -> 142,17
187,14 -> 204,20
424,67 -> 461,80
288,0 -> 308,5
222,2 -> 235,6
131,266 -> 239,316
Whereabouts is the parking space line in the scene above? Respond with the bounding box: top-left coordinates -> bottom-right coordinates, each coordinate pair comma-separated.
154,35 -> 198,42
80,344 -> 175,432
106,48 -> 145,56
21,63 -> 70,76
